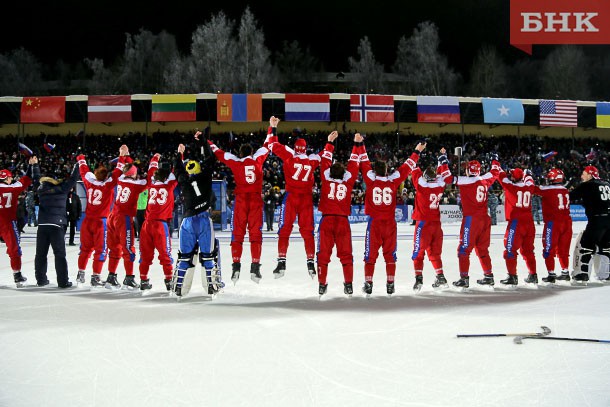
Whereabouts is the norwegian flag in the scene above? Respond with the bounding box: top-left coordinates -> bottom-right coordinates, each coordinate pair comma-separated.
350,94 -> 394,123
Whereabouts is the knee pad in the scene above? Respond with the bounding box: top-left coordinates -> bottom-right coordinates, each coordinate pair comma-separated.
178,251 -> 196,268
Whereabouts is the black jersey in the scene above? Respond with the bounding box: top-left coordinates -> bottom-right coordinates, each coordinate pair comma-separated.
175,139 -> 217,218
570,179 -> 610,218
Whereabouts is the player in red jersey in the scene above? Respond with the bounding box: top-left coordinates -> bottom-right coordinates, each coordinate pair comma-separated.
76,145 -> 128,287
359,139 -> 426,295
316,131 -> 361,297
410,148 -> 452,292
498,167 -> 537,286
447,156 -> 501,288
0,156 -> 39,287
139,153 -> 178,292
105,148 -> 148,290
208,126 -> 270,285
534,168 -> 573,283
266,116 -> 329,279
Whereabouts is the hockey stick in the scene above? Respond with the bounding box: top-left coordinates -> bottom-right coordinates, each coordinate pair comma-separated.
514,335 -> 610,344
457,326 -> 551,338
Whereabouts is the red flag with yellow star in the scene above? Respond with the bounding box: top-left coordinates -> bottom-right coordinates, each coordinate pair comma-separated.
20,96 -> 66,123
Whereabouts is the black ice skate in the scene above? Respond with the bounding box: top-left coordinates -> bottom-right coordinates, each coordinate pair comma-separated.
307,259 -> 316,279
500,274 -> 518,286
413,275 -> 423,292
477,273 -> 495,286
343,282 -> 353,296
542,272 -> 556,283
572,273 -> 589,283
387,282 -> 395,295
231,262 -> 241,285
432,273 -> 449,289
123,275 -> 140,290
250,263 -> 262,284
164,279 -> 172,291
362,281 -> 373,296
13,272 -> 27,288
318,283 -> 328,296
105,273 -> 121,290
556,271 -> 571,282
524,273 -> 538,284
273,258 -> 286,279
453,276 -> 470,288
90,274 -> 105,288
140,279 -> 152,292
76,270 -> 85,285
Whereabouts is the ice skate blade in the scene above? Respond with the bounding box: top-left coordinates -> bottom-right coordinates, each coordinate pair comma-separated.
413,286 -> 422,294
571,281 -> 588,287
250,274 -> 261,284
432,283 -> 450,290
140,289 -> 154,297
475,284 -> 494,291
523,283 -> 539,290
122,285 -> 139,292
105,283 -> 121,291
498,284 -> 518,290
273,272 -> 285,279
15,282 -> 25,288
451,286 -> 470,293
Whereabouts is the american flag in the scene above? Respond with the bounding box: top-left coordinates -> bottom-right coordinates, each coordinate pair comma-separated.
539,100 -> 577,127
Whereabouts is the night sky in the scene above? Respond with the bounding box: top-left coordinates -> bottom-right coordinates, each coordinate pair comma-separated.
4,1 -> 516,76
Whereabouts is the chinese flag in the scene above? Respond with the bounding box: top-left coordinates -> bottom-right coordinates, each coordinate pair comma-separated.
20,96 -> 66,123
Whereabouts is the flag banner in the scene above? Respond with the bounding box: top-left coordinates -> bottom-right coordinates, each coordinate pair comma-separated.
87,95 -> 132,123
20,96 -> 66,123
18,143 -> 33,157
416,96 -> 460,123
482,98 -> 524,124
542,150 -> 558,161
285,94 -> 330,121
539,100 -> 577,127
43,142 -> 56,153
596,102 -> 610,128
151,94 -> 196,122
350,94 -> 394,122
217,94 -> 262,122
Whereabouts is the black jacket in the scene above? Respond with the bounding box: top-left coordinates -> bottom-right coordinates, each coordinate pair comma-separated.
66,191 -> 82,221
37,165 -> 79,226
570,178 -> 610,218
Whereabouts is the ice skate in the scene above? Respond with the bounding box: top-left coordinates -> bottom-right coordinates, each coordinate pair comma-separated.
273,258 -> 286,279
164,279 -> 172,291
524,273 -> 538,287
140,279 -> 153,296
76,270 -> 85,286
343,282 -> 353,297
542,272 -> 556,284
555,271 -> 571,285
476,273 -> 494,290
452,276 -> 470,291
362,281 -> 373,297
572,273 -> 589,285
432,273 -> 449,290
13,272 -> 27,288
90,274 -> 106,288
250,263 -> 262,284
231,262 -> 241,285
307,259 -> 316,279
122,275 -> 140,291
386,282 -> 395,296
318,283 -> 328,298
500,274 -> 518,288
412,275 -> 423,293
105,273 -> 121,290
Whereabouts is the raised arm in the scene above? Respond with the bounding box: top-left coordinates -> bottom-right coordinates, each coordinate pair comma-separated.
320,131 -> 338,173
397,142 -> 425,182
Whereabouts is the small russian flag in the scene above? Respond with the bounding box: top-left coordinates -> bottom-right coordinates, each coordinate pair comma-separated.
542,150 -> 557,162
109,157 -> 119,165
18,143 -> 33,157
43,142 -> 56,153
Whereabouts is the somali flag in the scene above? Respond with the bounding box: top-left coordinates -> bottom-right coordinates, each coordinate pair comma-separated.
482,98 -> 524,124
416,96 -> 460,123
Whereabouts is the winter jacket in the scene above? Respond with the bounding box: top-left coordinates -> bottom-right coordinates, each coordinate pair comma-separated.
37,165 -> 79,227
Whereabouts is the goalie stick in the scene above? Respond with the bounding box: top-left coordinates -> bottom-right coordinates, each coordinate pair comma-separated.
457,326 -> 551,338
514,335 -> 610,344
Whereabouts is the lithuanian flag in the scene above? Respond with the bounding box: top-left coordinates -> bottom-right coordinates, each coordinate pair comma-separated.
151,94 -> 196,122
597,102 -> 610,128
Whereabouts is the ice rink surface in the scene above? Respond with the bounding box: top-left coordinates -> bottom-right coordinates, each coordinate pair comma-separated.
1,221 -> 609,407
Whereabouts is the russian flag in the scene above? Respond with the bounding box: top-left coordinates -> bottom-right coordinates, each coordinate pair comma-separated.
18,143 -> 33,157
43,142 -> 56,153
542,151 -> 558,162
416,96 -> 461,123
285,94 -> 330,122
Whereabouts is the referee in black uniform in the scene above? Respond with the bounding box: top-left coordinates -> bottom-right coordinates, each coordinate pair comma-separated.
569,165 -> 610,282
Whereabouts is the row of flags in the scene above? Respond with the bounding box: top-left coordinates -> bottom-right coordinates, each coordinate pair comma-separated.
17,94 -> 610,128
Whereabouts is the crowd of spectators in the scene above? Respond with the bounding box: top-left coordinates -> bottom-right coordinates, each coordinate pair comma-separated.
1,129 -> 608,224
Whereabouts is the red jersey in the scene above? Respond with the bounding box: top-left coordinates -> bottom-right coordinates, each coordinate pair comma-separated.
360,148 -> 419,220
318,144 -> 360,216
534,184 -> 571,221
499,171 -> 535,220
209,142 -> 269,194
78,156 -> 124,218
145,155 -> 178,220
411,164 -> 451,221
0,176 -> 32,223
112,176 -> 148,217
267,131 -> 326,194
447,161 -> 500,217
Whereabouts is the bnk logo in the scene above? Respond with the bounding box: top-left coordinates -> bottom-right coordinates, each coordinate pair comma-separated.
510,0 -> 610,54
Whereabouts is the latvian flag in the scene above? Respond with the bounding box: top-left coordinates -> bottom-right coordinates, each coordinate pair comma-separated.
350,95 -> 394,122
87,95 -> 132,123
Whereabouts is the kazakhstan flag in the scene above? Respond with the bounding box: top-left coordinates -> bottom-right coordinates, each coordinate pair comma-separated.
596,102 -> 610,128
482,98 -> 524,124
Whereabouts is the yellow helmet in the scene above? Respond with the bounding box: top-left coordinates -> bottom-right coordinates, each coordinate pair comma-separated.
186,160 -> 201,175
